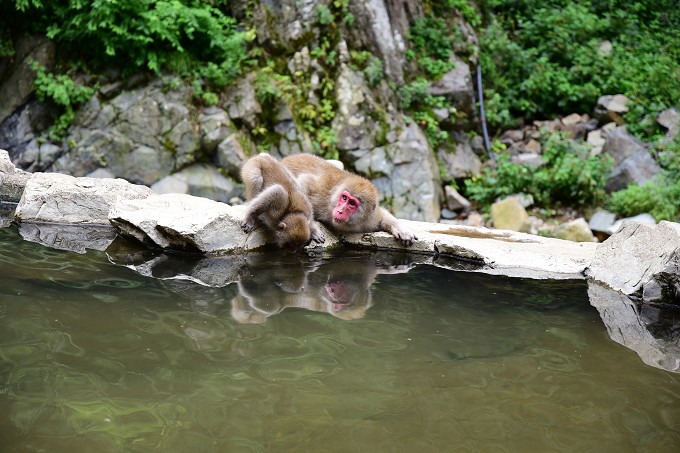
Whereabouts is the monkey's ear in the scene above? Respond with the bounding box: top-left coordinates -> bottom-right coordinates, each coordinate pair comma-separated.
277,222 -> 287,231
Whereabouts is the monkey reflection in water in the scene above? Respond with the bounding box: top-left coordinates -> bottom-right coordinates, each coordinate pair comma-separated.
231,254 -> 413,324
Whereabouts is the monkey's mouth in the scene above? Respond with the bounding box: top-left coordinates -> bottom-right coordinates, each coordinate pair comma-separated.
333,216 -> 345,224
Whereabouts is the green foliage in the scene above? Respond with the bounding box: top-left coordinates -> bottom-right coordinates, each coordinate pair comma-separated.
480,1 -> 680,139
464,134 -> 611,208
413,111 -> 449,149
441,0 -> 481,27
253,62 -> 339,159
608,180 -> 680,222
3,0 -> 251,87
349,51 -> 384,87
364,57 -> 384,88
408,16 -> 455,79
317,5 -> 334,25
32,64 -> 94,140
397,79 -> 430,110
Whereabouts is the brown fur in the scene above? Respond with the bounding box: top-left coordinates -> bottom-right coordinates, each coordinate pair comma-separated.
240,153 -> 324,250
281,154 -> 416,245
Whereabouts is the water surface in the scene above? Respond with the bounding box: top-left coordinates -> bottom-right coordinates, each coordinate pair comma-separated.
0,225 -> 679,452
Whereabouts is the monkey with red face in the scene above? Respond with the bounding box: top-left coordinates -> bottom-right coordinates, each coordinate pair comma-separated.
281,154 -> 417,246
240,153 -> 325,251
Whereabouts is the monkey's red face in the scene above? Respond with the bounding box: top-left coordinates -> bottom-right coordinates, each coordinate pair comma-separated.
333,191 -> 360,224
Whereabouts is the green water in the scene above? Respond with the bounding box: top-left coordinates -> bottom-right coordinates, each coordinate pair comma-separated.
0,226 -> 679,452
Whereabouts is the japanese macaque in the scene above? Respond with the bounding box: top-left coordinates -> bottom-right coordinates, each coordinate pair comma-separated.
281,154 -> 417,246
240,153 -> 324,250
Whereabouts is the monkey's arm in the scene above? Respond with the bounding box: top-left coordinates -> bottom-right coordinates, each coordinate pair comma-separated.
241,184 -> 288,233
376,207 -> 417,246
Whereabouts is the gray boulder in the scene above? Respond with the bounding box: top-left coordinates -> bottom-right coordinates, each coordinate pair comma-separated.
657,108 -> 679,140
444,185 -> 471,212
347,0 -> 423,85
588,209 -> 617,236
0,99 -> 59,171
151,164 -> 242,203
552,218 -> 596,243
437,134 -> 482,181
224,73 -> 261,130
214,131 -> 252,179
587,221 -> 680,302
594,94 -> 629,125
603,127 -> 661,192
16,172 -> 153,225
109,193 -> 286,253
429,55 -> 476,120
51,78 -> 199,182
352,122 -> 442,222
0,149 -> 30,202
332,64 -> 383,152
199,107 -> 235,154
607,213 -> 656,235
491,197 -> 531,233
0,35 -> 55,125
252,0 -> 330,51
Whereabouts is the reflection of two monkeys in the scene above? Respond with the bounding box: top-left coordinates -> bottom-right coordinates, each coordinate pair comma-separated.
230,255 -> 413,324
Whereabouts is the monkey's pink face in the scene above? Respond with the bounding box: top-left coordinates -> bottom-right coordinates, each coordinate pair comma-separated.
325,282 -> 351,312
333,191 -> 360,224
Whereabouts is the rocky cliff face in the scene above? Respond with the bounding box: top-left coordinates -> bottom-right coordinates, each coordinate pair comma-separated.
0,0 -> 481,223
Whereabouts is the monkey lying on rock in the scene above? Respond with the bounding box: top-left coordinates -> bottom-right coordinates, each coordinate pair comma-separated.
240,153 -> 325,251
281,154 -> 417,246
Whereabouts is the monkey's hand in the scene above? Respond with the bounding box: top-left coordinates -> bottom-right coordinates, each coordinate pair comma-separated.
391,227 -> 417,247
310,223 -> 326,244
241,216 -> 256,234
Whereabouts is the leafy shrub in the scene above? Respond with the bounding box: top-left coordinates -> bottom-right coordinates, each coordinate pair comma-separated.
397,79 -> 430,110
32,64 -> 94,139
4,0 -> 251,87
464,134 -> 611,208
407,16 -> 455,79
480,0 -> 680,139
608,180 -> 680,222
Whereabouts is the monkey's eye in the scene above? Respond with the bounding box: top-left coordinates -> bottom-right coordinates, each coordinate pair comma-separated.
341,194 -> 348,201
348,200 -> 357,208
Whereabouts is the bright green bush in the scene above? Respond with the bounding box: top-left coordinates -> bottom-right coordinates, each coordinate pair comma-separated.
407,16 -> 455,79
3,0 -> 251,87
32,64 -> 94,139
608,180 -> 680,222
480,0 -> 680,139
464,134 -> 611,208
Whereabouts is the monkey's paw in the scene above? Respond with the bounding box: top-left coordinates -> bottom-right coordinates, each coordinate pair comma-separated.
311,231 -> 326,244
393,229 -> 417,247
241,218 -> 256,234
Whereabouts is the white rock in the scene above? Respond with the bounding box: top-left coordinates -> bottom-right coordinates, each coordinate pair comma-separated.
16,172 -> 153,225
587,221 -> 680,295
